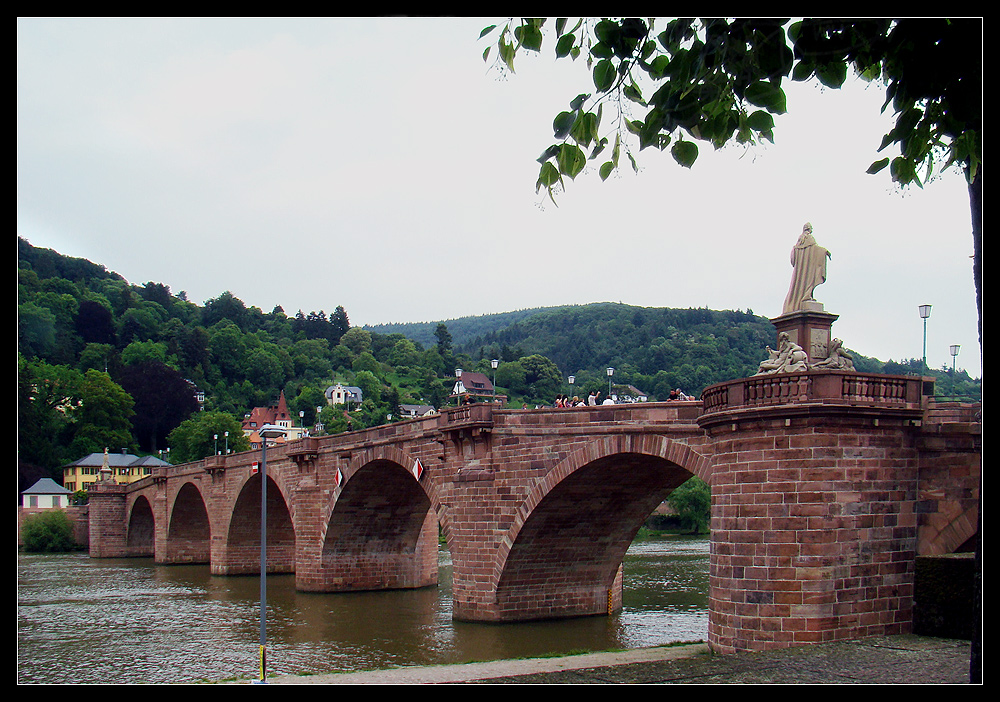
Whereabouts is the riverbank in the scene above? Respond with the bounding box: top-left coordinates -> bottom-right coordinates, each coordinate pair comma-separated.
258,634 -> 975,684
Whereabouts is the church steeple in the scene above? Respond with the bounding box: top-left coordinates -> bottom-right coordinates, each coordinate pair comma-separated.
275,391 -> 291,428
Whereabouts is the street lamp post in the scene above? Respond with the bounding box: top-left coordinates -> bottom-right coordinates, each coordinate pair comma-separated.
607,367 -> 614,401
919,304 -> 932,373
257,423 -> 286,684
950,344 -> 961,373
491,359 -> 499,398
214,434 -> 218,456
224,431 -> 229,455
568,375 -> 575,403
455,368 -> 463,406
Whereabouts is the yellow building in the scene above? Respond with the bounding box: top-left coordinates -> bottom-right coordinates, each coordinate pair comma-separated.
61,449 -> 172,492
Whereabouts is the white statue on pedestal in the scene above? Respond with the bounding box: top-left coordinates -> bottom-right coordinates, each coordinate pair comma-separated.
782,223 -> 831,315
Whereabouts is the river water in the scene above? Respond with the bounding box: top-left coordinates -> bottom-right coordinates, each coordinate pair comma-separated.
17,536 -> 709,684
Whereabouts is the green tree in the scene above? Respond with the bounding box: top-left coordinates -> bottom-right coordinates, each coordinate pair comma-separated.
494,359 -> 528,396
435,323 -> 453,356
115,360 -> 200,452
667,476 -> 711,534
330,305 -> 350,344
481,18 -> 981,344
68,370 -> 135,457
167,411 -> 250,463
18,302 -> 58,359
21,510 -> 80,553
19,356 -> 85,470
340,327 -> 372,356
121,339 -> 172,367
519,354 -> 563,401
353,370 -> 382,404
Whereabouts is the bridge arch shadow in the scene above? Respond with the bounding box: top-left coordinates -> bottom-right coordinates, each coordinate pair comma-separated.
491,435 -> 710,621
215,472 -> 295,576
165,482 -> 211,564
126,494 -> 155,557
306,450 -> 438,592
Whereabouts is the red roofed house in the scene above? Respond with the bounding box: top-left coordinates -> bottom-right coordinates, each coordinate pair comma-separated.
241,391 -> 306,447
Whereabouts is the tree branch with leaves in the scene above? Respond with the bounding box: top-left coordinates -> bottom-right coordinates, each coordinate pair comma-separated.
481,16 -> 981,345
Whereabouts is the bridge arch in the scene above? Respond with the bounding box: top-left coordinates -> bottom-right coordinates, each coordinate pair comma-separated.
125,494 -> 155,557
490,434 -> 711,621
214,471 -> 296,575
164,481 -> 211,564
919,502 -> 979,556
305,446 -> 438,591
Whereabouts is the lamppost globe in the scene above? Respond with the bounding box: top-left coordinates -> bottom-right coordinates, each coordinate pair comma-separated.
919,305 -> 932,373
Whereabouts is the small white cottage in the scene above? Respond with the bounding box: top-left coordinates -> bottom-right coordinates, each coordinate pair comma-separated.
21,478 -> 73,509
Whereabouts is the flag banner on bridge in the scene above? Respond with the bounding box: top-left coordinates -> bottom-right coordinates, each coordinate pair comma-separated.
335,467 -> 343,488
413,459 -> 424,481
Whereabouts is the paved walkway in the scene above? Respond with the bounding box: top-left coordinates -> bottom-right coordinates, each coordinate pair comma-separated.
259,635 -> 975,685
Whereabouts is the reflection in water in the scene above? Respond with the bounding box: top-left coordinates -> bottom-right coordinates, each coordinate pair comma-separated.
18,536 -> 708,684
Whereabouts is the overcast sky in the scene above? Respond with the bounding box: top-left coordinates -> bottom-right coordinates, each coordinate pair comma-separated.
17,17 -> 981,377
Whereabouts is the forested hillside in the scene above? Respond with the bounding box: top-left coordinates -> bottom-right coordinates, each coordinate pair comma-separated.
19,237 -> 980,491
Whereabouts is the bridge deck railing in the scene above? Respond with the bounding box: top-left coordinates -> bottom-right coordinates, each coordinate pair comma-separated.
701,370 -> 929,415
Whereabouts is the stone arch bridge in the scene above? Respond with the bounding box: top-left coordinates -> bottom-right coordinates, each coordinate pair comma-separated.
89,370 -> 979,653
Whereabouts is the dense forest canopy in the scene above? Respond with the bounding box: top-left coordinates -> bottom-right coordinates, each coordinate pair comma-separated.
19,236 -> 980,490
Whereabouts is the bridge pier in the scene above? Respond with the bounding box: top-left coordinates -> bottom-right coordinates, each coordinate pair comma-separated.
87,481 -> 129,558
700,372 -> 928,653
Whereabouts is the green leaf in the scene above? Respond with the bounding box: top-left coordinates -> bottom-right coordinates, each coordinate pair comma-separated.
671,140 -> 699,168
516,24 -> 543,52
589,137 -> 608,160
570,112 -> 598,147
744,81 -> 787,113
791,60 -> 814,82
479,24 -> 497,39
867,157 -> 890,174
623,83 -> 645,104
553,111 -> 575,139
638,109 -> 665,150
593,59 -> 616,91
594,19 -> 621,46
537,144 -> 560,164
535,161 -> 561,193
648,55 -> 671,79
499,38 -> 516,72
889,156 -> 920,186
591,42 -> 614,59
556,33 -> 576,58
599,161 -> 615,180
815,61 -> 847,88
557,143 -> 586,178
746,110 -> 774,132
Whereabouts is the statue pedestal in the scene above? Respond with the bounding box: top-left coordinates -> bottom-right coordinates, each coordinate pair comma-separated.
770,307 -> 839,365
